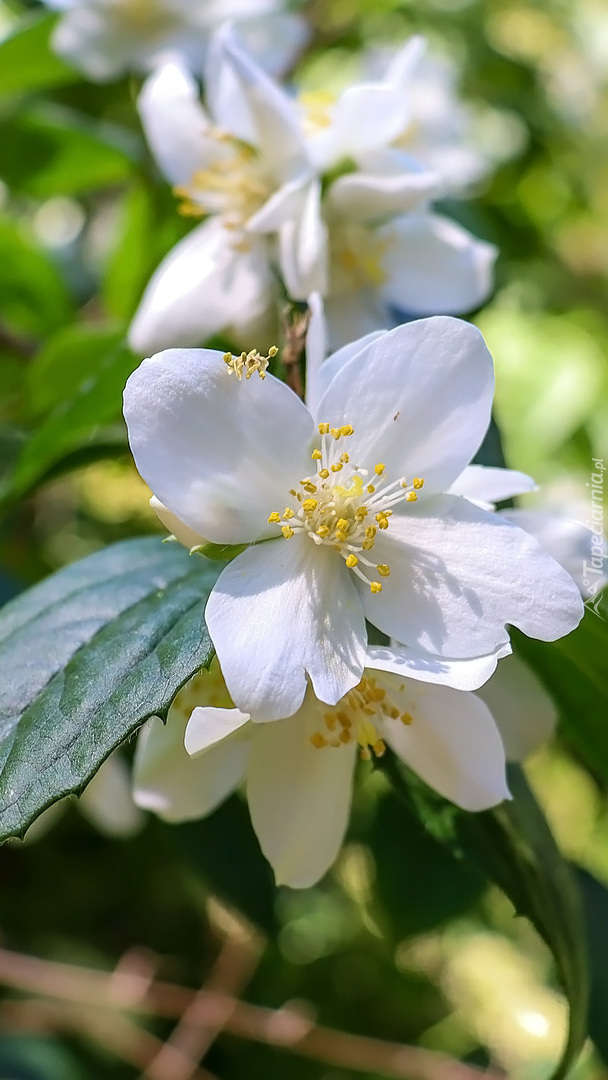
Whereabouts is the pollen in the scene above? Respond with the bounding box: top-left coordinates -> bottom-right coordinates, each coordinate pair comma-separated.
406,491 -> 418,502
377,564 -> 390,577
375,463 -> 385,475
370,581 -> 382,593
413,478 -> 424,489
310,674 -> 413,759
312,449 -> 323,460
302,498 -> 317,512
283,508 -> 294,519
282,525 -> 294,538
267,512 -> 281,524
223,346 -> 277,380
345,554 -> 359,568
318,422 -> 330,435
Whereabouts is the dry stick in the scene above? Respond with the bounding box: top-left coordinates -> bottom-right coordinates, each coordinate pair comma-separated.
140,934 -> 263,1080
280,304 -> 310,399
0,947 -> 505,1080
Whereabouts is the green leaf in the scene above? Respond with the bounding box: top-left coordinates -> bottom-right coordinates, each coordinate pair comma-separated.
2,331 -> 137,502
514,599 -> 608,785
369,788 -> 484,940
0,105 -> 137,196
573,866 -> 608,1066
457,766 -> 589,1080
0,220 -> 72,338
0,537 -> 219,840
0,14 -> 78,97
383,759 -> 589,1080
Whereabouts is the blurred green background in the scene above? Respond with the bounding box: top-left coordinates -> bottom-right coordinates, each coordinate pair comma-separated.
0,0 -> 607,1077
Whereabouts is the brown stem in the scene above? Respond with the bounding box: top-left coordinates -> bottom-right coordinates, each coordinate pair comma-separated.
0,947 -> 504,1080
280,303 -> 310,399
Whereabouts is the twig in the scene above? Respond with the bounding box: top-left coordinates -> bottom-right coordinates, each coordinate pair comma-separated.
280,303 -> 310,399
140,933 -> 262,1080
0,946 -> 504,1080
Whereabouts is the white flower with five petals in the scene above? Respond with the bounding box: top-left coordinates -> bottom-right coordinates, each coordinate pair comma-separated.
123,315 -> 583,723
129,28 -> 496,355
133,650 -> 510,888
42,0 -> 307,82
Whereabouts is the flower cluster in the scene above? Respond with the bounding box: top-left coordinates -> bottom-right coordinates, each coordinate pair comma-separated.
128,28 -> 497,355
108,17 -> 591,888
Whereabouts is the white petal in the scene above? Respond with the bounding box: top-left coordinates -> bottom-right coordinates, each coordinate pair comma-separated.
501,509 -> 607,595
233,13 -> 310,78
138,61 -> 216,187
316,316 -> 495,494
278,178 -> 328,298
185,706 -> 250,755
128,219 -> 277,355
79,754 -> 145,838
133,714 -> 249,822
450,465 -> 537,509
215,25 -> 307,182
328,165 -> 436,222
304,291 -> 327,414
307,328 -> 388,413
366,642 -> 511,691
324,289 -> 390,352
247,698 -> 357,886
378,676 -> 510,810
150,497 -> 204,549
476,653 -> 557,762
362,493 -> 584,657
378,212 -> 497,315
206,535 -> 367,720
124,347 -> 314,545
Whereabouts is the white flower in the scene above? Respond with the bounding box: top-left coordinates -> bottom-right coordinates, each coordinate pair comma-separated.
128,51 -> 314,354
133,652 -> 510,888
129,28 -> 496,355
123,315 -> 583,722
43,0 -> 307,82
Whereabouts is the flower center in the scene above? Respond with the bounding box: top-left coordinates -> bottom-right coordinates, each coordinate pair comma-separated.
114,0 -> 180,36
298,89 -> 336,134
223,346 -> 278,381
329,221 -> 392,293
310,674 -> 413,759
173,132 -> 271,243
268,422 -> 424,593
169,659 -> 232,721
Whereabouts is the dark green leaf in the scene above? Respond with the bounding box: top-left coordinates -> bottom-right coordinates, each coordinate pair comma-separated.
369,788 -> 484,939
0,14 -> 78,97
383,758 -> 588,1080
514,599 -> 608,785
0,537 -> 219,840
0,220 -> 72,338
574,865 -> 608,1066
1,333 -> 137,501
0,105 -> 137,196
175,795 -> 279,936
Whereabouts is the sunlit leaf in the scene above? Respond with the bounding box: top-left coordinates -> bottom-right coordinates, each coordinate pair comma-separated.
0,14 -> 78,97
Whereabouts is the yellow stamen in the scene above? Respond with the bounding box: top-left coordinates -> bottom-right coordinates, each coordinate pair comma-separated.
370,581 -> 382,593
267,512 -> 281,524
283,508 -> 294,519
377,564 -> 390,577
311,449 -> 323,460
375,463 -> 385,476
302,498 -> 317,512
318,422 -> 330,435
345,554 -> 358,568
413,478 -> 424,489
282,526 -> 294,538
406,492 -> 417,502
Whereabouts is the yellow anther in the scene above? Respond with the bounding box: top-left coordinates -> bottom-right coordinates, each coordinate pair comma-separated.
360,747 -> 372,760
316,525 -> 330,537
267,512 -> 281,524
289,488 -> 297,496
323,712 -> 337,730
365,526 -> 377,539
339,729 -> 352,744
413,477 -> 424,489
283,508 -> 294,519
376,513 -> 389,529
301,481 -> 317,493
268,345 -> 279,358
375,463 -> 385,475
311,449 -> 323,460
340,425 -> 354,436
302,498 -> 317,512
337,710 -> 351,727
331,427 -> 342,440
310,732 -> 327,749
330,462 -> 343,473
281,526 -> 294,538
362,539 -> 375,551
319,469 -> 330,479
370,581 -> 383,593
401,712 -> 414,725
340,452 -> 350,463
335,531 -> 347,543
406,491 -> 418,502
367,484 -> 376,494
345,554 -> 359,568
336,518 -> 349,532
355,507 -> 368,521
318,422 -> 330,435
373,739 -> 386,757
377,564 -> 391,577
